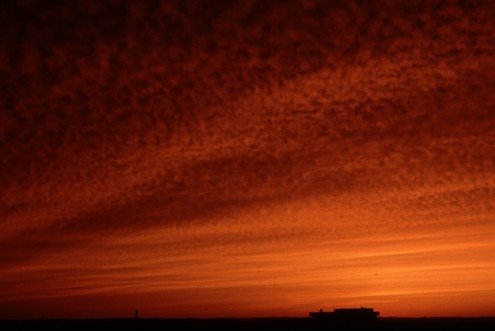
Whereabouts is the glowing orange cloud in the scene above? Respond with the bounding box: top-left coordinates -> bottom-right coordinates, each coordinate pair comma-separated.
1,0 -> 495,319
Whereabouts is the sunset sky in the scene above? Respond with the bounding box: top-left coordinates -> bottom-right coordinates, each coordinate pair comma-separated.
1,0 -> 495,319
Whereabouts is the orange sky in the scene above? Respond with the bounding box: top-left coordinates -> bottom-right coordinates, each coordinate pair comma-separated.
1,0 -> 495,319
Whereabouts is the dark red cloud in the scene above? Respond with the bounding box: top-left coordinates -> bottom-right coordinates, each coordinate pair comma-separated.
1,0 -> 495,318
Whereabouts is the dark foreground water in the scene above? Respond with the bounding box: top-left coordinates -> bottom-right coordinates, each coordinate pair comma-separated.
2,317 -> 495,331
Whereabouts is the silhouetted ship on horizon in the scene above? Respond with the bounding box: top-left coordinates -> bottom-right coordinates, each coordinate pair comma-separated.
309,307 -> 379,323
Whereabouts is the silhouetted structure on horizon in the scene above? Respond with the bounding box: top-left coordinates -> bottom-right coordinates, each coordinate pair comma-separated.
309,307 -> 379,322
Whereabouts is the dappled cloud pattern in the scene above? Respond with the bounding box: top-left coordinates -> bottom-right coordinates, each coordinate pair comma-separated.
1,0 -> 495,318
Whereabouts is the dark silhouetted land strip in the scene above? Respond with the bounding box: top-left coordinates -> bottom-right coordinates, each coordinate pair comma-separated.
2,317 -> 495,330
